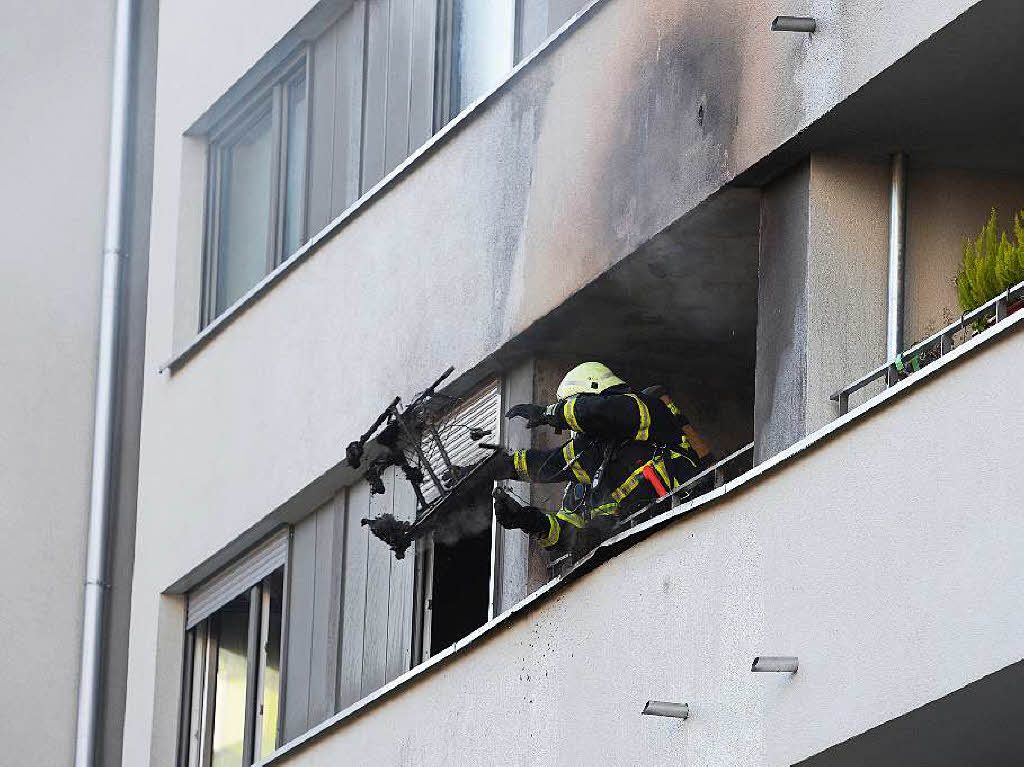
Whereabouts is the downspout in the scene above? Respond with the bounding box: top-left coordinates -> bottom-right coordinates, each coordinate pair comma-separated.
886,152 -> 908,383
74,0 -> 136,765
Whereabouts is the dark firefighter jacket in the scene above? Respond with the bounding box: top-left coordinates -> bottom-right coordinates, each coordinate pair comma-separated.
498,387 -> 701,549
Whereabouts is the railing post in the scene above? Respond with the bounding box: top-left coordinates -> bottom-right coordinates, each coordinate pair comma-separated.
939,332 -> 953,356
714,466 -> 726,488
838,391 -> 850,416
886,363 -> 899,387
996,295 -> 1008,322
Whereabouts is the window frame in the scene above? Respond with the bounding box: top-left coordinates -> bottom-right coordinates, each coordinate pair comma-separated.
406,378 -> 505,663
433,0 -> 518,129
200,50 -> 312,329
177,533 -> 292,767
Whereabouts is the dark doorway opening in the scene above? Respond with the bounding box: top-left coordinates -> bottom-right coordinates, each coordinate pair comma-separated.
427,488 -> 493,655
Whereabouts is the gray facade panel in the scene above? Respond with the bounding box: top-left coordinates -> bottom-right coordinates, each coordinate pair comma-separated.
331,2 -> 368,214
306,20 -> 339,235
384,477 -> 416,682
359,469 -> 394,695
338,480 -> 371,709
307,499 -> 344,724
407,0 -> 438,149
360,0 -> 390,191
383,0 -> 414,174
282,516 -> 317,740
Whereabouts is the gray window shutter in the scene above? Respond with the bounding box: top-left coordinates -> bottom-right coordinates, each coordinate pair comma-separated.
421,379 -> 502,503
186,528 -> 290,629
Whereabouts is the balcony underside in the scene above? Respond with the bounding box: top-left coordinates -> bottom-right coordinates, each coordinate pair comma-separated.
487,186 -> 761,453
738,0 -> 1024,184
798,659 -> 1024,767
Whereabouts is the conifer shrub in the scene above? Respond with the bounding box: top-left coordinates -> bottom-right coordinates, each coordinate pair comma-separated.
955,208 -> 1024,313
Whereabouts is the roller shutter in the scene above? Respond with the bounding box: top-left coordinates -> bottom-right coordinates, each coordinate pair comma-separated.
186,528 -> 290,629
420,379 -> 502,503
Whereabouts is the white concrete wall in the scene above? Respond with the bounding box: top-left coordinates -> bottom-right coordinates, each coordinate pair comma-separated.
905,166 -> 1024,344
269,313 -> 1024,767
755,154 -> 890,461
127,0 -> 987,764
804,155 -> 890,429
0,2 -> 113,765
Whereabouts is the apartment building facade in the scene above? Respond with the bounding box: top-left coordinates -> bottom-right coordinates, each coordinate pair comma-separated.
5,0 -> 1024,765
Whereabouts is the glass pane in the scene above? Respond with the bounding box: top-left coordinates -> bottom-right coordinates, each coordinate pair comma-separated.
216,107 -> 273,315
282,73 -> 307,260
451,0 -> 514,112
211,593 -> 251,767
258,570 -> 284,761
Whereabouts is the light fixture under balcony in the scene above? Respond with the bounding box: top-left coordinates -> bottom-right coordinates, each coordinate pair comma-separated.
771,16 -> 816,33
641,701 -> 689,719
751,656 -> 799,672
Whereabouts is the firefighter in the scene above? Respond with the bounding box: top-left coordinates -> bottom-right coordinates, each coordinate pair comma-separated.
486,362 -> 705,553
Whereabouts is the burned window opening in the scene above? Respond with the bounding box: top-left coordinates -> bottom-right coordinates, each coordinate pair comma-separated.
344,373 -> 504,669
424,485 -> 494,656
353,369 -> 502,558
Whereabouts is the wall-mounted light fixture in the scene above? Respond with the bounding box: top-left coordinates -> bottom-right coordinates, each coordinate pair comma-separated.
771,16 -> 816,33
752,656 -> 799,672
641,701 -> 689,719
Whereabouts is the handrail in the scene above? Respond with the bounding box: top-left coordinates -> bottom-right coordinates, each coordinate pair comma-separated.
546,442 -> 755,575
618,442 -> 754,529
831,279 -> 1024,415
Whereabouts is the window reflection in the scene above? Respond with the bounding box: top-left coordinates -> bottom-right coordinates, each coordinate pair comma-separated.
211,594 -> 251,767
202,60 -> 309,329
282,74 -> 307,260
216,108 -> 274,315
451,0 -> 514,112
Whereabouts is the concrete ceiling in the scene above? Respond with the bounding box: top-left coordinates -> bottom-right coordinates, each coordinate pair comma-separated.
481,187 -> 762,452
514,186 -> 762,381
796,659 -> 1024,767
738,0 -> 1024,184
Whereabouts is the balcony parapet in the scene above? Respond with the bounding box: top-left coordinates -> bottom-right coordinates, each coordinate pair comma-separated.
262,284 -> 1024,766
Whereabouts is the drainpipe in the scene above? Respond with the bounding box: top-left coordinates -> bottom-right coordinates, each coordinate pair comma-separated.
886,152 -> 908,383
74,0 -> 136,765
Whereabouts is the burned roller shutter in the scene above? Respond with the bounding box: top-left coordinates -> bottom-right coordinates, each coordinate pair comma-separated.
419,379 -> 502,503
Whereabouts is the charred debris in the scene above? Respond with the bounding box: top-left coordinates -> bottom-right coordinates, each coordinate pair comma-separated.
347,366 -> 499,558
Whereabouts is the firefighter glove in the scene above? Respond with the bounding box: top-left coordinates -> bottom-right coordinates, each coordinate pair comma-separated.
493,488 -> 549,535
474,449 -> 517,484
505,403 -> 557,429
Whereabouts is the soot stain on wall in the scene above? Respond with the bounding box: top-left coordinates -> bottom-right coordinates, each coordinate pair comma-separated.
604,9 -> 743,255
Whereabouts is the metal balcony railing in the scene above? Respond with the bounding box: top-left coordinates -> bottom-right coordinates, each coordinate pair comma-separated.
831,280 -> 1024,415
546,442 -> 755,577
617,442 -> 754,530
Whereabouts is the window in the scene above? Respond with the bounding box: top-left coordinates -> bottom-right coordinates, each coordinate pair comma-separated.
415,483 -> 494,659
179,532 -> 289,767
436,0 -> 515,124
201,56 -> 309,327
411,379 -> 503,659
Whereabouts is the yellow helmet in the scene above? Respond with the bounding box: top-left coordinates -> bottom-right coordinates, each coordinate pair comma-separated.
556,362 -> 626,399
